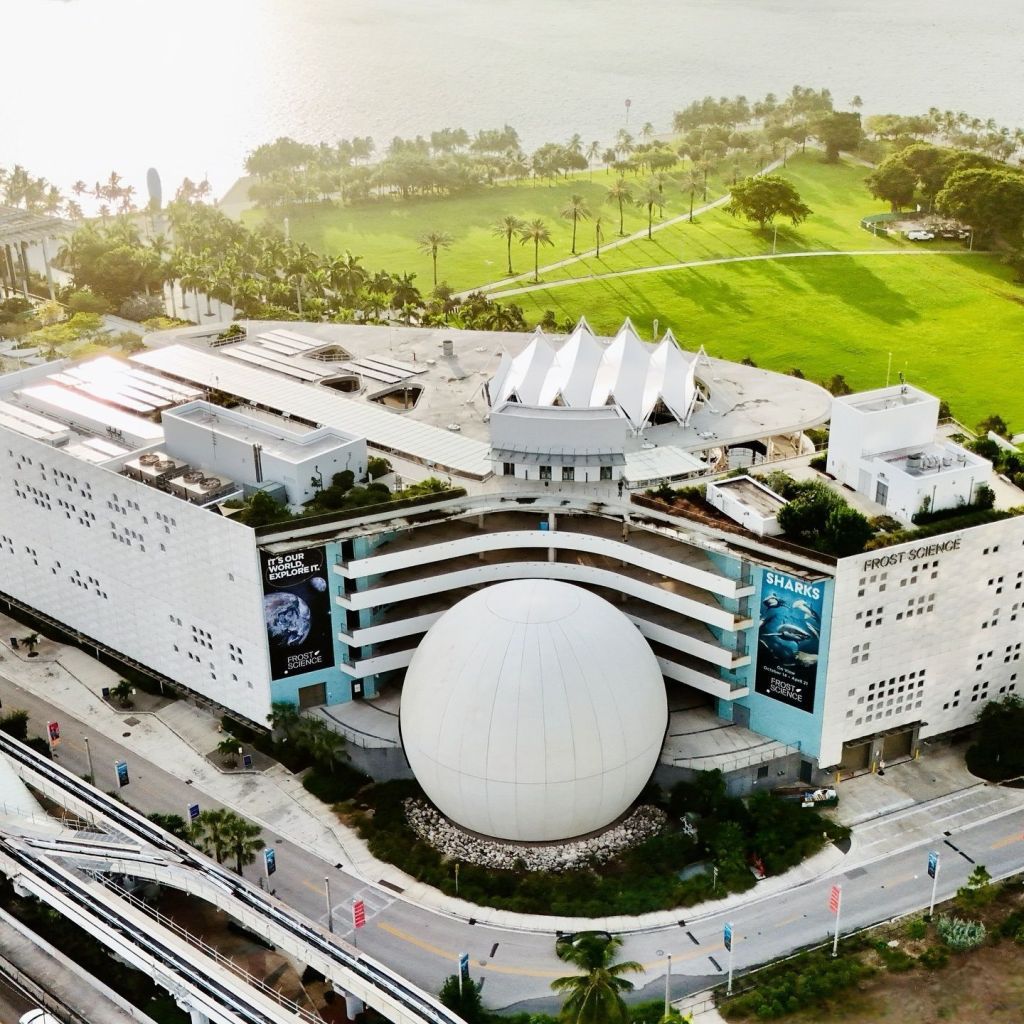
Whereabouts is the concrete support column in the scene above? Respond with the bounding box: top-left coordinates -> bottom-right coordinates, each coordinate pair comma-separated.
547,511 -> 556,562
188,1006 -> 210,1024
18,241 -> 31,297
39,238 -> 56,299
344,994 -> 364,1018
5,244 -> 19,298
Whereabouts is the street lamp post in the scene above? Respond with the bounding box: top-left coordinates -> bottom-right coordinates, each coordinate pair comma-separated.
663,952 -> 672,1018
83,736 -> 95,783
324,876 -> 333,933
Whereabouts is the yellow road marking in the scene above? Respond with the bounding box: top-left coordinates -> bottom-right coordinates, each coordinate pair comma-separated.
991,833 -> 1023,849
778,914 -> 802,927
301,878 -> 324,896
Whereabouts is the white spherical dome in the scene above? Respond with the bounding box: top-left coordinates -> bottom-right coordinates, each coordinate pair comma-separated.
400,580 -> 667,842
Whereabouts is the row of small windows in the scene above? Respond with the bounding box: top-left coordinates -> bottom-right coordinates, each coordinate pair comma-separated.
850,641 -> 871,665
856,607 -> 884,628
896,594 -> 936,620
172,644 -> 253,688
503,462 -> 613,482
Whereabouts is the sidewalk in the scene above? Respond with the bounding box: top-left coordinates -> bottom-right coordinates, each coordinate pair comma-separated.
0,614 -> 1015,935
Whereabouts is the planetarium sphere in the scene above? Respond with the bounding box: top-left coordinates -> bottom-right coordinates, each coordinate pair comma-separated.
399,580 -> 668,842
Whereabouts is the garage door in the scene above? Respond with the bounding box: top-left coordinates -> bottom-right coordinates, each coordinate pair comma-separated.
297,682 -> 327,709
882,730 -> 913,762
840,740 -> 871,772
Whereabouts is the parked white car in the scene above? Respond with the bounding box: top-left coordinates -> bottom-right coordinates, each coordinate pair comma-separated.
906,229 -> 935,241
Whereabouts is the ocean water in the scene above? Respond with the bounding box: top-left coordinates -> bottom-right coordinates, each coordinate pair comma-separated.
5,0 -> 1022,200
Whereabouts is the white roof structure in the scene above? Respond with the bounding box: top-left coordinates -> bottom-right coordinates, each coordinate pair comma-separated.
489,320 -> 698,430
399,580 -> 668,842
132,346 -> 492,478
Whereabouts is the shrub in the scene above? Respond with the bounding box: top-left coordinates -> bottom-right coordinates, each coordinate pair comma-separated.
936,915 -> 986,950
918,945 -> 949,970
118,294 -> 165,322
905,918 -> 928,940
809,452 -> 828,471
872,939 -> 916,971
301,763 -> 370,804
0,709 -> 29,741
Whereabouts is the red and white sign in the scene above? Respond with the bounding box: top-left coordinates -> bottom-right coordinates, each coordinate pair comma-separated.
828,884 -> 841,915
352,899 -> 366,929
46,721 -> 60,747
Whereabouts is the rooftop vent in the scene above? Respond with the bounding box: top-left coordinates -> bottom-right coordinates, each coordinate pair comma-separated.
139,453 -> 160,466
183,470 -> 205,483
199,477 -> 222,490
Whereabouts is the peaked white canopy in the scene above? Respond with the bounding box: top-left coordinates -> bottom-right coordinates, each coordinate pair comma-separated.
488,319 -> 698,429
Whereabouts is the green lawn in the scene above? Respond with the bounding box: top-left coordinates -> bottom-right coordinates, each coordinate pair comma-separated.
488,154 -> 916,292
502,252 -> 1024,428
243,155 -> 768,293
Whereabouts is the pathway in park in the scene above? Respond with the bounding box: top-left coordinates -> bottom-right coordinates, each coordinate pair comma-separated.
480,246 -> 990,300
461,157 -> 788,298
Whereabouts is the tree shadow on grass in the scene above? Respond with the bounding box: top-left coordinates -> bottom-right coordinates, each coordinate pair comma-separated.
777,256 -> 920,324
662,268 -> 755,319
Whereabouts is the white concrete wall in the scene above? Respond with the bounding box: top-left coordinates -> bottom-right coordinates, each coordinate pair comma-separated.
869,458 -> 988,523
0,429 -> 273,722
818,514 -> 1024,766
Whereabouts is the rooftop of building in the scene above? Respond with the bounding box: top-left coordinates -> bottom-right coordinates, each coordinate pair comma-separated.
711,476 -> 788,517
834,382 -> 936,415
143,320 -> 833,466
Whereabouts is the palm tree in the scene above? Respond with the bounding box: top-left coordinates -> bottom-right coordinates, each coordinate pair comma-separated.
682,169 -> 702,222
641,121 -> 654,142
217,736 -> 241,766
594,216 -> 604,259
390,272 -> 423,317
492,215 -> 526,276
560,194 -> 592,254
190,809 -> 232,865
585,141 -> 601,180
518,219 -> 554,283
222,813 -> 264,875
329,250 -> 367,305
551,933 -> 642,1024
417,230 -> 453,290
606,179 -> 633,235
637,180 -> 664,240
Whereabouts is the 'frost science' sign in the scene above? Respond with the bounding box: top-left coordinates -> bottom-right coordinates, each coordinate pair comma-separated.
754,570 -> 823,713
261,547 -> 333,680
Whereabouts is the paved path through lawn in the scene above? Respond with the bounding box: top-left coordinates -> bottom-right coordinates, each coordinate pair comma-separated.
487,247 -> 990,299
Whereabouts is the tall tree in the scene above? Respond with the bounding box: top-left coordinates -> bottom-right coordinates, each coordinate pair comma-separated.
605,178 -> 634,235
725,175 -> 812,230
560,194 -> 592,254
637,180 -> 664,240
682,169 -> 702,222
585,141 -> 601,180
551,933 -> 642,1024
417,230 -> 453,290
518,219 -> 554,283
222,813 -> 264,875
492,215 -> 526,276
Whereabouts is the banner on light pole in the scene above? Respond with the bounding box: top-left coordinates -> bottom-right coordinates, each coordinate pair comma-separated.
927,851 -> 939,879
263,848 -> 277,877
723,922 -> 733,952
187,802 -> 200,823
114,759 -> 130,788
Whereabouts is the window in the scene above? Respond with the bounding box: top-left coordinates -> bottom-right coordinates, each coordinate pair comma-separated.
600,466 -> 613,481
756,765 -> 769,780
539,465 -> 552,481
503,461 -> 515,476
561,466 -> 575,482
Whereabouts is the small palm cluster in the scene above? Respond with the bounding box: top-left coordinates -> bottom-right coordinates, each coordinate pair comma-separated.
551,933 -> 643,1024
189,808 -> 264,875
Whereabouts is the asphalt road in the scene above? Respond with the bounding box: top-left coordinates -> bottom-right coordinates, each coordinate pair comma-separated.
3,674 -> 1024,1012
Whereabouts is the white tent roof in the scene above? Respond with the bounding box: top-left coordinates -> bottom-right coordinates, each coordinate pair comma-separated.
488,319 -> 698,429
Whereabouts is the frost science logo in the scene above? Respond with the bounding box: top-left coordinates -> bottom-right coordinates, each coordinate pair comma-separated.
261,547 -> 333,680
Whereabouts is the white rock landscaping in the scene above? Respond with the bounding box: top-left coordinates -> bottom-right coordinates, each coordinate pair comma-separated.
405,800 -> 667,872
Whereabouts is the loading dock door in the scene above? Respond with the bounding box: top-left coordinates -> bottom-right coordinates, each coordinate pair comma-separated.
882,729 -> 913,761
297,682 -> 327,709
840,740 -> 871,773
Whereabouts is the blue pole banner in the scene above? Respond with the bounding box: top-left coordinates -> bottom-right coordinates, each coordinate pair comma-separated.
928,851 -> 939,879
264,848 -> 277,877
187,802 -> 200,822
755,570 -> 824,713
243,753 -> 254,769
459,953 -> 470,981
114,760 -> 129,787
723,922 -> 733,952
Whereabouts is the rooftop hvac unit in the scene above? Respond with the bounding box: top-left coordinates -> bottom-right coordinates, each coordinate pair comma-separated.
199,477 -> 221,490
183,470 -> 205,483
155,459 -> 176,471
139,453 -> 160,466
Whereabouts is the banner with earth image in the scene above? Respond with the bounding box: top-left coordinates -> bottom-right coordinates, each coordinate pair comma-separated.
260,546 -> 333,679
754,569 -> 824,713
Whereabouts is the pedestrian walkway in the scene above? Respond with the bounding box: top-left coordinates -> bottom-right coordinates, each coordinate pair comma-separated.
0,613 -> 1016,935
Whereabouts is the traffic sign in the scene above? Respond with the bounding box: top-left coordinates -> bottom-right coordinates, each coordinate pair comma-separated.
829,884 -> 841,914
723,922 -> 733,952
114,759 -> 130,788
353,899 -> 366,929
927,851 -> 939,879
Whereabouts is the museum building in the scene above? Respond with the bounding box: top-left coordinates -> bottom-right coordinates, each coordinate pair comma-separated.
0,322 -> 1021,827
